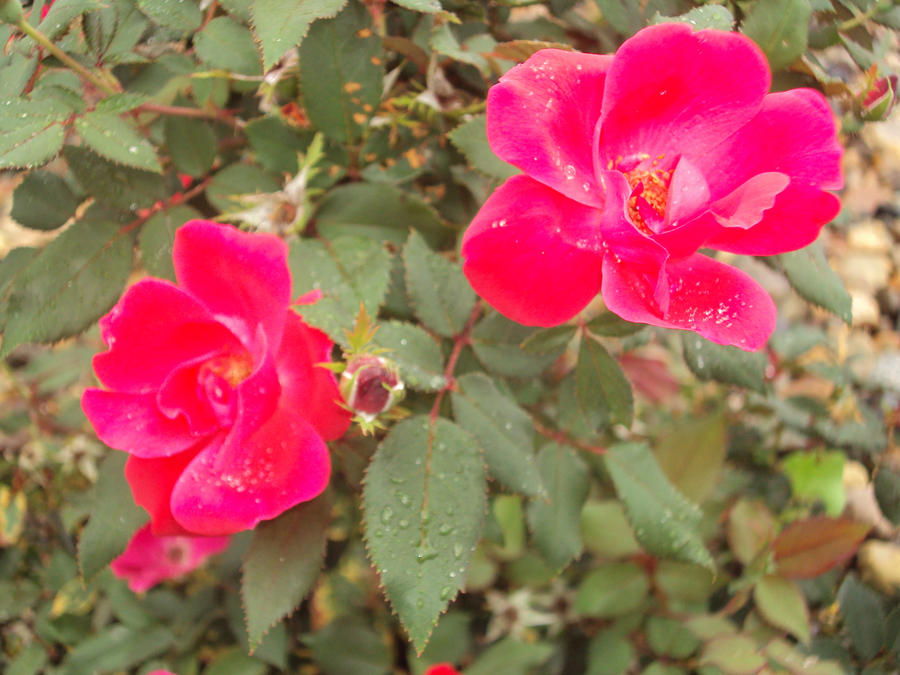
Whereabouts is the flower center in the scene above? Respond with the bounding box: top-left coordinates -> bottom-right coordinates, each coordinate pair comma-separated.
623,166 -> 672,236
203,352 -> 253,388
197,351 -> 253,426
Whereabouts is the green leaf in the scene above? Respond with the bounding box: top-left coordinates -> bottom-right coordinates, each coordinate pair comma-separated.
782,450 -> 846,516
63,145 -> 169,211
521,324 -> 577,356
252,0 -> 347,71
136,0 -> 203,31
304,617 -> 392,675
586,310 -> 645,337
0,121 -> 64,169
448,115 -> 519,181
682,334 -> 767,392
647,616 -> 701,658
874,467 -> 900,525
587,631 -> 634,675
78,452 -> 149,582
38,0 -> 105,39
10,171 -> 80,231
242,492 -> 331,649
605,442 -> 714,571
581,500 -> 641,559
393,0 -> 442,12
63,625 -> 174,674
164,114 -> 217,177
838,573 -> 886,659
777,242 -> 851,323
75,112 -> 162,172
465,638 -> 554,675
372,321 -> 446,391
94,92 -> 149,114
727,498 -> 776,566
451,373 -> 542,497
203,647 -> 268,675
206,163 -> 281,214
82,0 -> 149,64
700,635 -> 766,674
299,0 -> 382,143
653,5 -> 734,30
315,182 -> 449,247
575,561 -> 650,617
403,231 -> 475,338
363,416 -> 486,653
245,115 -> 307,173
195,16 -> 262,75
741,0 -> 811,70
527,444 -> 590,570
0,247 -> 37,331
0,53 -> 37,99
576,336 -> 633,428
1,210 -> 135,356
655,412 -> 727,504
754,575 -> 810,644
470,312 -> 557,378
139,205 -> 201,281
288,236 -> 392,344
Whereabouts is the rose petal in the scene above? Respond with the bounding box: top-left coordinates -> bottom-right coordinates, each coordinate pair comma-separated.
462,175 -> 607,326
697,88 -> 843,198
487,49 -> 612,207
170,409 -> 330,535
707,185 -> 841,255
111,523 -> 229,592
710,172 -> 790,230
92,279 -> 241,393
601,253 -> 776,350
173,221 -> 291,351
277,313 -> 351,441
82,389 -> 198,458
598,24 -> 769,165
125,441 -> 210,536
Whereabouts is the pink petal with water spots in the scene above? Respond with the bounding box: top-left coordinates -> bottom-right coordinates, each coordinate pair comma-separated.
278,313 -> 351,441
601,253 -> 776,351
170,411 -> 330,535
487,49 -> 612,207
92,279 -> 241,393
598,23 -> 769,165
82,389 -> 197,458
173,221 -> 291,350
462,175 -> 607,326
125,442 -> 210,536
707,184 -> 841,255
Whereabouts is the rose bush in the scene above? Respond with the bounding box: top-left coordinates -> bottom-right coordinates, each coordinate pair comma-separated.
82,221 -> 350,536
461,22 -> 843,351
110,524 -> 229,592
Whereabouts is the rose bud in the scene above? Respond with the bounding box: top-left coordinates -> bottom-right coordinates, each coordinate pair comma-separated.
340,354 -> 404,421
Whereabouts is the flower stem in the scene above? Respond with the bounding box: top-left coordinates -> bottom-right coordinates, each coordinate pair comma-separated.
15,17 -> 119,95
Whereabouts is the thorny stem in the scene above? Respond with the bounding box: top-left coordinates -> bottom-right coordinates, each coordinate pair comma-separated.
137,102 -> 241,128
429,301 -> 482,422
15,17 -> 120,96
532,419 -> 607,455
837,3 -> 884,32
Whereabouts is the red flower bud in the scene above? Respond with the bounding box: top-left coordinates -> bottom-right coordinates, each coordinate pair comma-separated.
340,354 -> 403,421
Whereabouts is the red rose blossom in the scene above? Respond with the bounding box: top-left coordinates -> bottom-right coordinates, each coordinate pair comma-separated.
461,23 -> 842,351
82,221 -> 350,536
424,664 -> 463,675
110,523 -> 229,592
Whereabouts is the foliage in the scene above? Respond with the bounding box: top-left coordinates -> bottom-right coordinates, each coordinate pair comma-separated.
0,0 -> 897,673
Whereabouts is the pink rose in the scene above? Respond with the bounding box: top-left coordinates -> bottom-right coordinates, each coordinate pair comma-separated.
461,23 -> 842,351
110,523 -> 229,592
82,221 -> 350,535
424,664 -> 463,675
